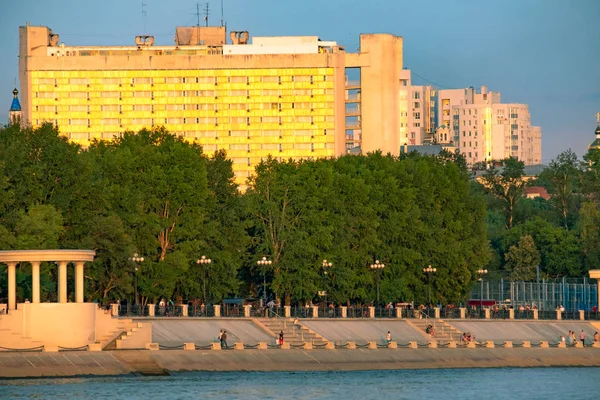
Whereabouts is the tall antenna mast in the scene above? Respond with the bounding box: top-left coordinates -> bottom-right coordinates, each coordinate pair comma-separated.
141,2 -> 147,35
221,0 -> 224,27
195,2 -> 201,27
204,2 -> 210,27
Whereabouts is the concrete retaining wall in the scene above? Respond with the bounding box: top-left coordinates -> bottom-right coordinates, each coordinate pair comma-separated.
2,348 -> 600,378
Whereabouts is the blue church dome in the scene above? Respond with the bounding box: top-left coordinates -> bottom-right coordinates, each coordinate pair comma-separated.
10,88 -> 21,112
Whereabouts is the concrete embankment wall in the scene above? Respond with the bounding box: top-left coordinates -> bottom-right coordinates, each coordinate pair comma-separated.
148,319 -> 272,346
2,348 -> 600,378
448,321 -> 598,343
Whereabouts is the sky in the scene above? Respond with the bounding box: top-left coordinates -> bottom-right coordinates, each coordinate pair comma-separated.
1,0 -> 599,163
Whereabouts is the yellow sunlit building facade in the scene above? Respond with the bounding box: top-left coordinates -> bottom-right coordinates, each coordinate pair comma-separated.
19,25 -> 404,185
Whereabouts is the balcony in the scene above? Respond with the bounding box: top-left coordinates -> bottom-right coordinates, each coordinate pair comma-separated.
346,123 -> 361,130
345,93 -> 361,103
345,108 -> 361,117
345,80 -> 360,90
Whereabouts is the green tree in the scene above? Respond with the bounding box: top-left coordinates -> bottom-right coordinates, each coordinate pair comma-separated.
90,128 -> 212,306
14,204 -> 64,249
175,149 -> 248,304
504,235 -> 540,281
578,201 -> 600,271
538,149 -> 582,229
482,158 -> 527,229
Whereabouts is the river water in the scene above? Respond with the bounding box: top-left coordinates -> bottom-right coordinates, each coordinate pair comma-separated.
0,368 -> 597,399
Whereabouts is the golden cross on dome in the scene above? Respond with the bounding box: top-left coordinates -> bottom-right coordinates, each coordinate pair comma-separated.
596,112 -> 600,124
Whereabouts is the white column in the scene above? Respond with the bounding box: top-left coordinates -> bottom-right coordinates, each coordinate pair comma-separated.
7,262 -> 17,310
31,261 -> 41,303
58,261 -> 68,303
75,261 -> 84,303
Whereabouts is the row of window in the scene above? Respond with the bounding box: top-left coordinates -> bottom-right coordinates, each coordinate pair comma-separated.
35,102 -> 334,114
35,75 -> 331,86
59,116 -> 332,126
33,89 -> 335,99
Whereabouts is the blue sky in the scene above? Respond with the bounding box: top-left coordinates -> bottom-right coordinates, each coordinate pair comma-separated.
1,0 -> 599,162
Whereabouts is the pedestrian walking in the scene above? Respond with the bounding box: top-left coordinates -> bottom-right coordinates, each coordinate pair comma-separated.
579,330 -> 586,346
221,330 -> 228,349
279,330 -> 284,346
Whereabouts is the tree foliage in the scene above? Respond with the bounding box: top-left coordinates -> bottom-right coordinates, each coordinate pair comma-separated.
504,235 -> 540,281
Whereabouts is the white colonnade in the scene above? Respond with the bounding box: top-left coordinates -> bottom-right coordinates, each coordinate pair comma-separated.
0,250 -> 95,310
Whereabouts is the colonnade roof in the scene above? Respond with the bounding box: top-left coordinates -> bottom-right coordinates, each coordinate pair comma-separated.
0,250 -> 95,263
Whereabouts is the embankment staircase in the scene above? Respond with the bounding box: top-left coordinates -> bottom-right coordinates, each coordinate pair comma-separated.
256,317 -> 329,346
408,316 -> 463,343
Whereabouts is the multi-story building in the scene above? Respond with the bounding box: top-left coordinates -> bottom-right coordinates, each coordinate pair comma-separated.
434,86 -> 541,166
18,25 -> 405,185
407,83 -> 437,145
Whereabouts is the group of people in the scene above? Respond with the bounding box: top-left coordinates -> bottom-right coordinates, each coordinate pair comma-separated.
559,330 -> 600,346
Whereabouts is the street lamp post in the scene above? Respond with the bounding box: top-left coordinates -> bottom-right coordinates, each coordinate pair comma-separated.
477,269 -> 488,309
423,265 -> 437,307
322,259 -> 333,305
128,253 -> 145,306
257,256 -> 272,303
369,260 -> 385,306
196,255 -> 212,305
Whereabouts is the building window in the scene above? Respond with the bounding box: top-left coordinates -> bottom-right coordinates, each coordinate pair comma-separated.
413,102 -> 420,108
413,112 -> 421,120
414,92 -> 420,99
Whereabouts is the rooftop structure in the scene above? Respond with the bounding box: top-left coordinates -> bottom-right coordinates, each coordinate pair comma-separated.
8,88 -> 21,125
589,112 -> 600,150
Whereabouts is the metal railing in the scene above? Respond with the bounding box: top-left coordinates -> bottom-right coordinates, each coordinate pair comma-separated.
112,303 -> 596,321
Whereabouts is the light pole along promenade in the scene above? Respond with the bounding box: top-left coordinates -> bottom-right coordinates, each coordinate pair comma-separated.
369,260 -> 385,306
257,256 -> 272,303
423,265 -> 436,306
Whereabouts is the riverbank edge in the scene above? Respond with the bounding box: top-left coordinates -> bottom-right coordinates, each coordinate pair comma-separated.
1,348 -> 600,378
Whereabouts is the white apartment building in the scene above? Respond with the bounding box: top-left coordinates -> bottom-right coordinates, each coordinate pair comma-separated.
436,86 -> 540,165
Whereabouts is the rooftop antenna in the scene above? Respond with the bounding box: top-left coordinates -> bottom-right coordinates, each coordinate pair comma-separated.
195,2 -> 201,27
142,2 -> 147,35
220,0 -> 224,27
204,2 -> 210,27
